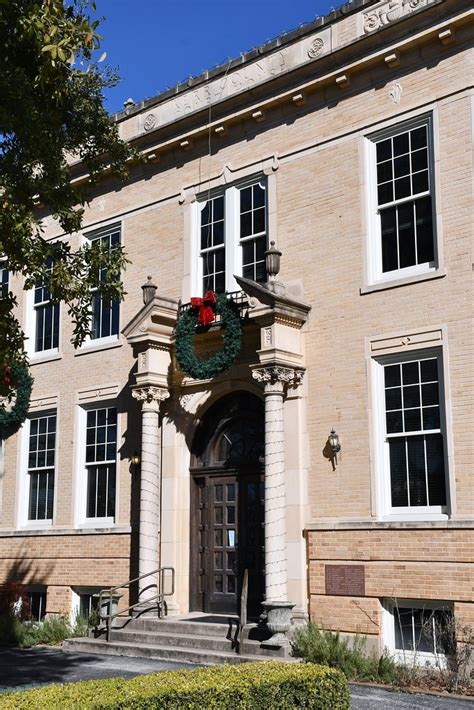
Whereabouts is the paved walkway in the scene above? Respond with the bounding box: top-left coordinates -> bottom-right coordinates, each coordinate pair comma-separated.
350,683 -> 473,709
0,647 -> 472,708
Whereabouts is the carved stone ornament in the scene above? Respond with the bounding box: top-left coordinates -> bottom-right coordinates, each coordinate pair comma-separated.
179,393 -> 193,409
307,37 -> 324,59
252,366 -> 305,388
363,0 -> 438,34
143,113 -> 157,131
132,386 -> 169,404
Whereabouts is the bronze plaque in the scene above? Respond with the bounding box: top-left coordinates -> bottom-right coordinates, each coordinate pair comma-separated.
325,565 -> 365,596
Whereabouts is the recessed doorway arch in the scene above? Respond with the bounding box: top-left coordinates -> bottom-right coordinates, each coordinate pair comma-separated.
190,391 -> 264,616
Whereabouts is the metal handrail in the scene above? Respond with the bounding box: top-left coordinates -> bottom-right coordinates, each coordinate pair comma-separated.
98,566 -> 175,641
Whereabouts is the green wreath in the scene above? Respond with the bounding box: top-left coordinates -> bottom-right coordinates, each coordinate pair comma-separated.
175,293 -> 242,379
0,361 -> 33,431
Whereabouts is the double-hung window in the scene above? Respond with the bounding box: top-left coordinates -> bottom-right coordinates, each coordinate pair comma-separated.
33,257 -> 59,353
88,226 -> 120,341
378,352 -> 447,514
367,116 -> 437,283
84,406 -> 117,520
196,179 -> 267,294
27,413 -> 56,522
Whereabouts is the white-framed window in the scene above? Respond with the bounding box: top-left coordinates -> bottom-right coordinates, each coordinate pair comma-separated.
366,115 -> 437,284
87,225 -> 120,341
374,349 -> 448,517
81,406 -> 117,522
33,257 -> 60,353
0,261 -> 8,299
383,600 -> 452,667
194,178 -> 267,294
26,412 -> 56,522
72,587 -> 102,620
27,588 -> 48,621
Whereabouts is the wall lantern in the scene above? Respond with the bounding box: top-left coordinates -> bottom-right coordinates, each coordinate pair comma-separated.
328,429 -> 341,464
131,451 -> 141,467
265,241 -> 282,282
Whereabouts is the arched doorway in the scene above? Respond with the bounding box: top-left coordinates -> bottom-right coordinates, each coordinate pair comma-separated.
190,392 -> 264,616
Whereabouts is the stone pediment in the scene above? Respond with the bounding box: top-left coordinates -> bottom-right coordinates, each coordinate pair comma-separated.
122,295 -> 178,349
235,275 -> 311,326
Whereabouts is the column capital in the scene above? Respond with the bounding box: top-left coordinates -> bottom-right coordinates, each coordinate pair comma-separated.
252,365 -> 305,394
132,386 -> 169,411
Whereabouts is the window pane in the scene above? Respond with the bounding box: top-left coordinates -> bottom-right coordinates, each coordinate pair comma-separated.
393,132 -> 409,156
240,212 -> 252,238
394,177 -> 411,200
412,170 -> 429,195
407,436 -> 427,506
378,182 -> 393,206
387,410 -> 403,434
398,202 -> 416,269
403,385 -> 420,409
415,196 -> 434,264
377,161 -> 392,183
240,187 -> 252,213
422,383 -> 439,406
376,138 -> 392,162
394,154 -> 410,178
402,362 -> 419,385
411,148 -> 428,173
395,607 -> 414,650
253,207 -> 265,234
389,439 -> 408,507
410,125 -> 427,150
422,406 -> 440,430
385,387 -> 402,411
381,207 -> 398,272
421,358 -> 438,382
404,408 -> 421,431
426,434 -> 446,505
385,365 -> 401,388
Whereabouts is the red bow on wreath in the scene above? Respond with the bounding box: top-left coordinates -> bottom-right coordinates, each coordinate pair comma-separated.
190,290 -> 216,326
0,365 -> 12,398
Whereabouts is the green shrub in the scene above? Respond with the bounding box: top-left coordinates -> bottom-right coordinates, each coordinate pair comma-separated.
292,623 -> 399,683
0,661 -> 350,709
0,613 -> 89,648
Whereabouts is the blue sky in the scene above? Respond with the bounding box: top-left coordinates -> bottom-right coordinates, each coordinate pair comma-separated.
94,1 -> 342,114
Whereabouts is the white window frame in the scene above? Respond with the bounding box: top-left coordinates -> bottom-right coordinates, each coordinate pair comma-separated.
373,348 -> 449,521
75,402 -> 119,528
0,257 -> 8,299
191,176 -> 268,295
80,222 -> 122,349
71,586 -> 102,621
25,266 -> 60,362
382,600 -> 451,669
18,411 -> 58,529
365,113 -> 438,286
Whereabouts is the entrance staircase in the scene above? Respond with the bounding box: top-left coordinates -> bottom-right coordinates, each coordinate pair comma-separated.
63,567 -> 291,665
64,613 -> 289,666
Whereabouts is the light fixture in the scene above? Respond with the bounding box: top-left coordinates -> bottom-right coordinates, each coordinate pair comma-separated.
131,451 -> 141,467
328,429 -> 341,464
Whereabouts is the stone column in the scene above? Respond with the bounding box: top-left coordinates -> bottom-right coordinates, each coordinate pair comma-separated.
252,366 -> 304,603
132,386 -> 169,600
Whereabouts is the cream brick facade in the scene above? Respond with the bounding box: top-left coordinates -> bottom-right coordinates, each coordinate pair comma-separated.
0,0 -> 472,652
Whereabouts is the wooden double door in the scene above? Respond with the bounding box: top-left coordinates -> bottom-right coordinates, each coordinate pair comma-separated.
191,469 -> 264,616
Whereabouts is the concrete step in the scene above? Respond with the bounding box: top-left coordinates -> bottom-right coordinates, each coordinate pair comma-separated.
63,636 -> 264,666
109,628 -> 237,653
124,616 -> 240,639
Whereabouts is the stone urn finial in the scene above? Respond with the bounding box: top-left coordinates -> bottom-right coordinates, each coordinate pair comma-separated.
265,241 -> 282,283
142,276 -> 157,305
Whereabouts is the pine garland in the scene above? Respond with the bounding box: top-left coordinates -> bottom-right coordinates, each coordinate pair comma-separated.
0,361 -> 33,431
175,293 -> 242,380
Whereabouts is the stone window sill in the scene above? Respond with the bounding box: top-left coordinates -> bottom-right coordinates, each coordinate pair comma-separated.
75,338 -> 123,356
360,268 -> 446,295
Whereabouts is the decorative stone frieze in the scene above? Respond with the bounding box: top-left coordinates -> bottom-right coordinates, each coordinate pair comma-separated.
362,0 -> 441,35
252,365 -> 305,390
132,386 -> 169,406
